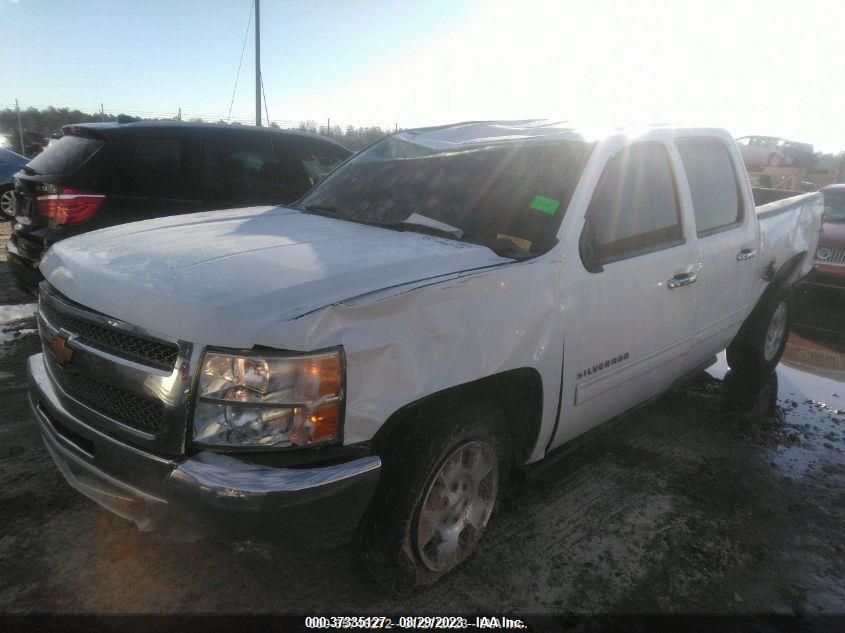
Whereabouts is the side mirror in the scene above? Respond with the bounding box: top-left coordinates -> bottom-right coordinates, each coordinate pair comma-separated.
579,215 -> 604,273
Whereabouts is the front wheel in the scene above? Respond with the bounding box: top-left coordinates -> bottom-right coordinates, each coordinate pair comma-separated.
0,186 -> 15,220
362,400 -> 510,595
727,286 -> 791,377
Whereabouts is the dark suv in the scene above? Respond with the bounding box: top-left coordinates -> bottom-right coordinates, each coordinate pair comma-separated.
6,121 -> 351,294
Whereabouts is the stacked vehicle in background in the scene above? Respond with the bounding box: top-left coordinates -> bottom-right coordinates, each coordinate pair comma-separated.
736,135 -> 815,168
5,122 -> 351,294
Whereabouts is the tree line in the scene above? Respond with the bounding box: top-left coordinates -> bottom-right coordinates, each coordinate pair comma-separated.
0,106 -> 391,154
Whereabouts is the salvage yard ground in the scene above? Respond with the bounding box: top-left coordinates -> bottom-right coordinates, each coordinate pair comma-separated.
0,221 -> 843,614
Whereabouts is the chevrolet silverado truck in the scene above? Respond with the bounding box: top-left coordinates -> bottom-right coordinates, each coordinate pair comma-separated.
27,121 -> 822,594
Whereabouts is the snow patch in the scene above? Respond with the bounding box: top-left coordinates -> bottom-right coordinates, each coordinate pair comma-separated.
0,328 -> 37,346
0,304 -> 37,326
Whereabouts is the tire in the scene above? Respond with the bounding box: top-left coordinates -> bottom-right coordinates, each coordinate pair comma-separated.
362,399 -> 511,595
726,285 -> 792,377
767,153 -> 783,167
0,185 -> 15,220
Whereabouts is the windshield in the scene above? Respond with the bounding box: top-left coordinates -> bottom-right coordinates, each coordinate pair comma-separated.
824,193 -> 845,223
297,134 -> 593,256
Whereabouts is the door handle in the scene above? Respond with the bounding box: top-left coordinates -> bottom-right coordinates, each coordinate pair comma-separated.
667,272 -> 698,289
736,248 -> 757,261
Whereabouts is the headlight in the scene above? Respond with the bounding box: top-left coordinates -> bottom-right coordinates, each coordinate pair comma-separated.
193,349 -> 344,449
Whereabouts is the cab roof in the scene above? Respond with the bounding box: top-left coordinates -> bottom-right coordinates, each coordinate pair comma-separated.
398,119 -> 731,150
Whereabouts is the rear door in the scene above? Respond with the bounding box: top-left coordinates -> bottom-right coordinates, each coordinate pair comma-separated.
553,141 -> 700,448
200,133 -> 312,208
101,135 -> 203,225
676,136 -> 758,362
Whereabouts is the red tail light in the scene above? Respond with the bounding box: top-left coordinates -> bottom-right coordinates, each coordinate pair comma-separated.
37,187 -> 105,225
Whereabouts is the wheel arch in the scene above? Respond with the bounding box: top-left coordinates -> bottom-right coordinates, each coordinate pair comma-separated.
765,251 -> 806,297
371,367 -> 544,467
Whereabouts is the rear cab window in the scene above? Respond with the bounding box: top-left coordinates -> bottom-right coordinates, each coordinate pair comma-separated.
25,135 -> 103,175
676,137 -> 743,237
582,142 -> 684,266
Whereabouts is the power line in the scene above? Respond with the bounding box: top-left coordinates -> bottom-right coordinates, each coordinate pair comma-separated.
260,73 -> 270,125
228,0 -> 254,123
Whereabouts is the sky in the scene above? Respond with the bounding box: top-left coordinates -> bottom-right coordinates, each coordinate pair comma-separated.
2,0 -> 844,152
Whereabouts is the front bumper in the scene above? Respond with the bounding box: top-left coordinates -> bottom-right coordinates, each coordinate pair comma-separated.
804,266 -> 845,290
27,353 -> 381,545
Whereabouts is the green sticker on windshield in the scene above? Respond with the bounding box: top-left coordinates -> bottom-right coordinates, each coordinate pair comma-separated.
530,195 -> 560,215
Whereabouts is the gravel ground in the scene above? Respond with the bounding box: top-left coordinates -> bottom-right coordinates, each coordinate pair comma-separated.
0,219 -> 843,616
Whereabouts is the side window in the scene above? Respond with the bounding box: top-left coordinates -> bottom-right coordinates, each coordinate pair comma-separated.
677,138 -> 743,236
296,142 -> 350,184
584,143 -> 683,265
126,137 -> 196,199
202,135 -> 311,204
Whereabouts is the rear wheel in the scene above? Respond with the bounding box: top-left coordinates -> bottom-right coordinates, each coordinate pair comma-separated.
362,400 -> 510,595
0,186 -> 15,220
726,286 -> 791,377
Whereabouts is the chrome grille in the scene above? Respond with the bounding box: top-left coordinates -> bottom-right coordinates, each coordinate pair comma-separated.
37,284 -> 195,454
52,368 -> 164,433
815,246 -> 845,266
40,299 -> 178,370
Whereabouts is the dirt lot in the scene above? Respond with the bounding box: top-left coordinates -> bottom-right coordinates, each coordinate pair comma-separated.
0,220 -> 844,616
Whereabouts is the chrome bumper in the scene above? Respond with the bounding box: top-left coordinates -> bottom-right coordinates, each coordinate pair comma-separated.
28,353 -> 381,544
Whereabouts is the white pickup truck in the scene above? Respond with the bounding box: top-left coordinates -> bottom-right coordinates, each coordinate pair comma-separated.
26,121 -> 822,594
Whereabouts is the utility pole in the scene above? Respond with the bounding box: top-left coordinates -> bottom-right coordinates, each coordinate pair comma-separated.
255,0 -> 261,127
14,99 -> 25,156
327,118 -> 330,137
101,103 -> 105,122
178,107 -> 182,121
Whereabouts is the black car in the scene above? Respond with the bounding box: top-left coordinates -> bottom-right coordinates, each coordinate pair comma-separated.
6,121 -> 352,294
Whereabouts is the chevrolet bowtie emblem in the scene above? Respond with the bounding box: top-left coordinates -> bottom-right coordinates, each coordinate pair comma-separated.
49,334 -> 74,366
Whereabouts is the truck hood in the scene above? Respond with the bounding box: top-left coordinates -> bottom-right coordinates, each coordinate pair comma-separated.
41,206 -> 509,347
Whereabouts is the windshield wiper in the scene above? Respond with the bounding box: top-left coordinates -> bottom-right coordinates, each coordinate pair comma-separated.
301,204 -> 346,217
485,237 -> 536,261
388,220 -> 464,240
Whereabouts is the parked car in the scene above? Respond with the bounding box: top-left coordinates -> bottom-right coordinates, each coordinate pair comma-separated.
807,184 -> 845,288
27,122 -> 822,593
735,135 -> 815,168
6,121 -> 352,294
1,131 -> 49,158
0,147 -> 29,219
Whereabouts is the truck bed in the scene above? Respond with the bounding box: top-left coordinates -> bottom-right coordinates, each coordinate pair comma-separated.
752,187 -> 824,291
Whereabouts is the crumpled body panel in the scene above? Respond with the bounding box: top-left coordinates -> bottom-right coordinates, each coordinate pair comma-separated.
256,258 -> 563,463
